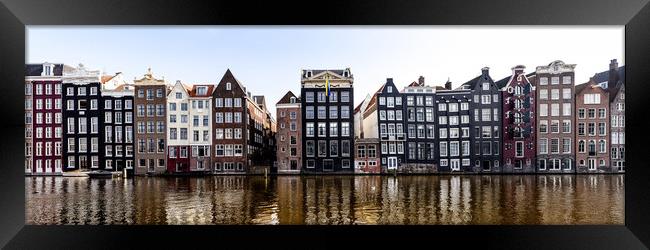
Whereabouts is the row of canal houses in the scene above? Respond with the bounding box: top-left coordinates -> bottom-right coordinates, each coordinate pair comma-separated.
274,60 -> 625,174
25,64 -> 277,176
25,59 -> 625,176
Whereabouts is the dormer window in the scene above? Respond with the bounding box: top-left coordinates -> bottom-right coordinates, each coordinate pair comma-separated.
226,82 -> 231,90
43,64 -> 53,76
197,86 -> 207,95
343,70 -> 349,77
306,71 -> 312,78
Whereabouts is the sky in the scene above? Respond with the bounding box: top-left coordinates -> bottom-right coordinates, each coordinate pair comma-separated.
27,26 -> 624,115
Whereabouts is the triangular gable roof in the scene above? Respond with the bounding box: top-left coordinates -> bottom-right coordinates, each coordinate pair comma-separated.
277,91 -> 299,105
168,81 -> 190,97
217,69 -> 248,94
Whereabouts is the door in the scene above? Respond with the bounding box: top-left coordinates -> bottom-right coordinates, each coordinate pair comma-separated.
45,160 -> 52,172
54,160 -> 62,173
116,160 -> 124,171
387,157 -> 398,170
148,159 -> 155,172
588,159 -> 596,170
482,160 -> 491,171
79,156 -> 88,170
451,159 -> 460,171
323,160 -> 333,171
290,160 -> 297,170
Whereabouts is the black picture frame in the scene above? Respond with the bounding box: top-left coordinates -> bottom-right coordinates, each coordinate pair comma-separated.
1,0 -> 648,249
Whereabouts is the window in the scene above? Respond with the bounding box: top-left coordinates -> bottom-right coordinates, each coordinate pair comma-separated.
550,120 -> 560,133
341,122 -> 350,136
562,103 -> 571,116
550,104 -> 559,116
598,122 -> 606,135
562,120 -> 571,133
551,77 -> 559,85
329,122 -> 338,136
562,76 -> 572,85
439,142 -> 447,157
341,106 -> 350,118
515,141 -> 524,157
584,94 -> 601,104
305,141 -> 315,157
598,108 -> 606,118
317,106 -> 326,119
341,91 -> 350,102
438,128 -> 447,139
563,138 -> 571,153
438,103 -> 446,111
317,123 -> 327,137
587,123 -> 596,136
539,139 -> 548,154
329,106 -> 338,119
481,108 -> 491,121
551,89 -> 560,100
306,123 -> 314,137
341,140 -> 351,156
481,95 -> 491,104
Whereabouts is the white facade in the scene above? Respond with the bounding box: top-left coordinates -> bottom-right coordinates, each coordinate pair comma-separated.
167,81 -> 190,146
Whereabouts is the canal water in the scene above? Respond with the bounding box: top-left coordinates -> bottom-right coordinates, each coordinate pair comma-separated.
26,175 -> 624,225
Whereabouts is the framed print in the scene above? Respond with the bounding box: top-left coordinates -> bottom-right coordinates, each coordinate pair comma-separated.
0,0 -> 649,249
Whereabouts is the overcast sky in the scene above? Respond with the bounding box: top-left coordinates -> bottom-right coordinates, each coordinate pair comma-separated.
27,26 -> 624,115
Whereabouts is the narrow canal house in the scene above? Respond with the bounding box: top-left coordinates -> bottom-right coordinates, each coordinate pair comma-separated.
353,83 -> 383,174
275,91 -> 302,174
591,59 -> 625,172
25,63 -> 69,175
575,76 -> 610,173
399,77 -> 439,173
133,68 -> 168,175
374,78 -> 406,173
534,60 -> 577,173
188,84 -> 214,173
458,67 -> 501,173
212,69 -> 271,174
100,77 -> 135,173
301,69 -> 355,173
497,65 -> 536,173
436,80 -> 473,172
252,95 -> 277,173
166,80 -> 191,173
62,64 -> 103,171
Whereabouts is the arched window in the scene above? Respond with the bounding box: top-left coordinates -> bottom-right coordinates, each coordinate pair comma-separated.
226,82 -> 232,90
578,140 -> 585,152
599,140 -> 606,153
515,86 -> 522,95
515,99 -> 522,109
514,112 -> 522,123
588,140 -> 596,155
290,97 -> 296,103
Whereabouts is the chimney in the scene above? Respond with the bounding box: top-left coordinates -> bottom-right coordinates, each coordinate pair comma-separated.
445,79 -> 452,90
609,59 -> 619,86
247,91 -> 252,97
481,67 -> 489,76
418,76 -> 425,86
610,59 -> 618,70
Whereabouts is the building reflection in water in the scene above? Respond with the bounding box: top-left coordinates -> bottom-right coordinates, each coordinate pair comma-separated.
26,175 -> 624,225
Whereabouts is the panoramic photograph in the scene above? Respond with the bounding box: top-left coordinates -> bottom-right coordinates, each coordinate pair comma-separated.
25,26 -> 624,225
